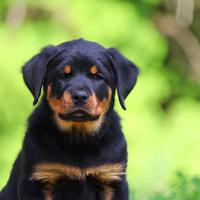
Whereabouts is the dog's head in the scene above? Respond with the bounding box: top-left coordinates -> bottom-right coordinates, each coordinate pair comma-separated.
23,39 -> 139,133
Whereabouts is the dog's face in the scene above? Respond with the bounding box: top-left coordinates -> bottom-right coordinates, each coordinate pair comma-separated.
23,39 -> 139,133
45,52 -> 114,132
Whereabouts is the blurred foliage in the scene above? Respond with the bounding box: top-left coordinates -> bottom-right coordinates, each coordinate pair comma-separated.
150,172 -> 200,200
0,0 -> 200,199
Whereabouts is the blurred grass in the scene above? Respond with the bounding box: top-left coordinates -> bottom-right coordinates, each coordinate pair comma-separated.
0,0 -> 200,199
149,172 -> 200,200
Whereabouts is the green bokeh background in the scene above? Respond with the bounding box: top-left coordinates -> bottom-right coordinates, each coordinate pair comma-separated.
0,0 -> 200,199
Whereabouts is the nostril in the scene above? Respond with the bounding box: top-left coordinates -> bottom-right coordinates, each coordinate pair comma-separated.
82,94 -> 88,101
73,95 -> 79,101
72,91 -> 89,104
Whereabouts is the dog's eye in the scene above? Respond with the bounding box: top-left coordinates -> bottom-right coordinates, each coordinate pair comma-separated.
91,73 -> 102,80
64,73 -> 71,79
64,65 -> 72,79
89,66 -> 102,80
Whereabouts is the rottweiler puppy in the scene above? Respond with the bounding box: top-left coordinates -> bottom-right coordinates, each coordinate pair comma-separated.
0,39 -> 138,200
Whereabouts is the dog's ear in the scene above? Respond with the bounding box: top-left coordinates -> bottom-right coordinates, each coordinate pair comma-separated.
22,45 -> 58,105
107,48 -> 139,110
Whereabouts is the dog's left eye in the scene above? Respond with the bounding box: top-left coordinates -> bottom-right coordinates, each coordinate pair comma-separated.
91,73 -> 102,80
64,65 -> 72,80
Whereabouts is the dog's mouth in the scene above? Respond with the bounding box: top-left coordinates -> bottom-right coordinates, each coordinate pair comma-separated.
58,109 -> 99,122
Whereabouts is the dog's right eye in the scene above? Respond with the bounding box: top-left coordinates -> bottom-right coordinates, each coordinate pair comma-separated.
89,65 -> 103,80
64,73 -> 71,80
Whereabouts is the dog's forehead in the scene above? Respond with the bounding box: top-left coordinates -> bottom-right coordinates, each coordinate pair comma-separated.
49,41 -> 109,71
58,39 -> 106,54
48,53 -> 105,72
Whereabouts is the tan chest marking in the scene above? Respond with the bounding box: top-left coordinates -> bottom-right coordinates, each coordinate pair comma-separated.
104,186 -> 114,200
31,162 -> 123,200
31,162 -> 125,185
43,184 -> 53,200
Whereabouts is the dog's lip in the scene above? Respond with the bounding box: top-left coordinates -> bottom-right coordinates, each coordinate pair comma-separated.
63,108 -> 91,116
58,109 -> 99,122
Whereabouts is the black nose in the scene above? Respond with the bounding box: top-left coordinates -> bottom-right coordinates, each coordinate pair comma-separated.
72,90 -> 89,105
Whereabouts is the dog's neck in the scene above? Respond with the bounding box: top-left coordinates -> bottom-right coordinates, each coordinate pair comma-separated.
27,97 -> 120,148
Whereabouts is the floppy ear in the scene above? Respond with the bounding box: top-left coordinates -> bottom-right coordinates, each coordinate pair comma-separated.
107,48 -> 139,110
22,45 -> 58,105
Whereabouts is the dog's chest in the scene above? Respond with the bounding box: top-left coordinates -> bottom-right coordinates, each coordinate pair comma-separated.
31,162 -> 124,200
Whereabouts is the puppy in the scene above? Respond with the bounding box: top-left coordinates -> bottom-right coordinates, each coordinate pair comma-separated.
0,39 -> 138,200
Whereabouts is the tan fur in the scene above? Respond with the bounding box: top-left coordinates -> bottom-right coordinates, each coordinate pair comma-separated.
31,162 -> 124,185
47,85 -> 112,134
64,65 -> 72,74
44,184 -> 53,200
55,114 -> 104,133
84,163 -> 124,183
90,65 -> 98,74
31,163 -> 84,184
94,87 -> 112,116
104,186 -> 113,200
47,86 -> 73,114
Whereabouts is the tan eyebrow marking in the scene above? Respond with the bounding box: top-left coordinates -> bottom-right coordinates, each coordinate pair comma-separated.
90,65 -> 98,74
64,65 -> 72,74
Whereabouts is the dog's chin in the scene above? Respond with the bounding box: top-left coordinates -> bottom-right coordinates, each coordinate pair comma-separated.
58,110 -> 99,122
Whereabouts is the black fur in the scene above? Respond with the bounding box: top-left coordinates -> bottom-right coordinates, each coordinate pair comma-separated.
0,39 -> 138,200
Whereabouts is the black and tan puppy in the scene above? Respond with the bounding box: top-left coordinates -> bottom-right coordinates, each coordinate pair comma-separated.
0,39 -> 138,200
